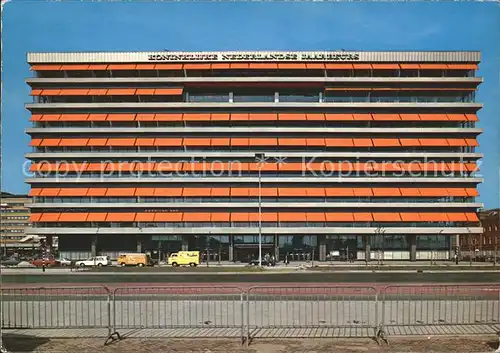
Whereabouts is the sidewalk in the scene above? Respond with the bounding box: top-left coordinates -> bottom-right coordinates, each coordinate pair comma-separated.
155,260 -> 498,267
2,335 -> 499,353
2,260 -> 499,275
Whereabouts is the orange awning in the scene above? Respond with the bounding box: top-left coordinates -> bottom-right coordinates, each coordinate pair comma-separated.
108,114 -> 136,121
154,88 -> 183,95
106,88 -> 136,96
58,213 -> 88,222
41,138 -> 61,146
108,64 -> 136,70
183,213 -> 211,222
39,213 -> 60,222
154,188 -> 182,197
104,213 -> 136,222
325,63 -> 353,69
154,138 -> 182,146
325,213 -> 354,222
447,64 -> 478,70
353,213 -> 373,222
155,64 -> 182,70
135,213 -> 156,222
135,64 -> 156,70
230,63 -> 249,69
372,63 -> 400,70
106,138 -> 136,146
87,213 -> 108,222
86,188 -> 107,197
399,64 -> 420,69
419,64 -> 448,70
248,63 -> 278,69
278,63 -> 307,70
30,214 -> 43,222
373,213 -> 401,222
400,213 -> 421,222
279,113 -> 306,121
106,188 -> 136,197
30,65 -> 61,71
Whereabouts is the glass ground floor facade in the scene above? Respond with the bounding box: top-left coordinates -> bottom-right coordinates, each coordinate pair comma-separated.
56,234 -> 453,262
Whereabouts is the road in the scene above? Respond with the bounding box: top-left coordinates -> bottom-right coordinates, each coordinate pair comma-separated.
2,271 -> 500,285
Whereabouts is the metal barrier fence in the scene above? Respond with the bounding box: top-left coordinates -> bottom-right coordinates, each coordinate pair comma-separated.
2,285 -> 500,345
0,286 -> 112,337
379,285 -> 500,336
246,286 -> 378,343
111,286 -> 245,342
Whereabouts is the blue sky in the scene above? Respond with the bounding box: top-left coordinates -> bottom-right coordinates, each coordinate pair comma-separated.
1,1 -> 499,208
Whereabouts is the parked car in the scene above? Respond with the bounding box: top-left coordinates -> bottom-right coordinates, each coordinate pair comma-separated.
31,258 -> 57,267
76,256 -> 111,267
55,257 -> 72,267
1,257 -> 21,267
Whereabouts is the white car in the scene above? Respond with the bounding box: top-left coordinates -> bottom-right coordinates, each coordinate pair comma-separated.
56,257 -> 72,267
77,256 -> 111,267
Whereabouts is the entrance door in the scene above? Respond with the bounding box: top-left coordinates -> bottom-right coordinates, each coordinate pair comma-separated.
234,245 -> 274,263
327,236 -> 358,261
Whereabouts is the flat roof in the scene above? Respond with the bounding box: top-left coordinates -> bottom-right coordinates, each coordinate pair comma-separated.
1,191 -> 29,197
26,51 -> 481,63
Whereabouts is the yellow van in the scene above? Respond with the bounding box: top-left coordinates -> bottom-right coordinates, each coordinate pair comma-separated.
117,253 -> 151,267
167,251 -> 200,267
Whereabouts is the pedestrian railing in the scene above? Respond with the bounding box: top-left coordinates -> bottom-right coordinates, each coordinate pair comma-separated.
379,284 -> 500,337
0,286 -> 112,337
246,286 -> 378,344
111,286 -> 245,343
1,285 -> 499,345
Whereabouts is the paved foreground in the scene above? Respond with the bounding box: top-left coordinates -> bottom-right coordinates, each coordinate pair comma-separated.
2,336 -> 500,353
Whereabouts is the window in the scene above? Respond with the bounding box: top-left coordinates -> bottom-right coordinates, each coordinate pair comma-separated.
188,93 -> 229,102
234,235 -> 274,244
232,92 -> 275,102
279,93 -> 319,102
416,235 -> 449,250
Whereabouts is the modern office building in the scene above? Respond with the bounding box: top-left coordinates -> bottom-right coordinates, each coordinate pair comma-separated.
25,51 -> 483,261
1,191 -> 33,254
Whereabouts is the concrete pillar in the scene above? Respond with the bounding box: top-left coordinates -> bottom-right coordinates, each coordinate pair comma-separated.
274,235 -> 279,261
229,236 -> 234,262
181,237 -> 189,251
136,236 -> 142,253
319,235 -> 327,262
91,235 -> 97,257
409,235 -> 417,262
46,235 -> 53,250
364,235 -> 371,262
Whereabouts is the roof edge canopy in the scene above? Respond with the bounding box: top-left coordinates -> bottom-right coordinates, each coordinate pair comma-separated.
27,51 -> 481,64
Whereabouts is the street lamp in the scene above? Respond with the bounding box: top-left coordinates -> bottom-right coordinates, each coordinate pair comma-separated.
431,230 -> 444,266
254,152 -> 265,268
